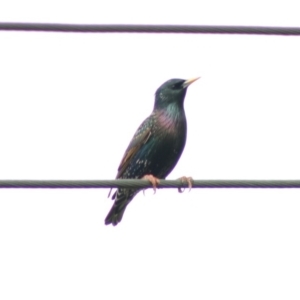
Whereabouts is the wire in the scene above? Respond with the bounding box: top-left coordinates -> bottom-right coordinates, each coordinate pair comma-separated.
1,179 -> 300,189
0,24 -> 299,190
1,23 -> 300,35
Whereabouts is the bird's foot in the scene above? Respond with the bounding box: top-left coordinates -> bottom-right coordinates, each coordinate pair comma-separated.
142,174 -> 160,195
177,176 -> 193,193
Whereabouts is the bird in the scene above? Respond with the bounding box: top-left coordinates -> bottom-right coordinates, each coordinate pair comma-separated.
105,77 -> 199,226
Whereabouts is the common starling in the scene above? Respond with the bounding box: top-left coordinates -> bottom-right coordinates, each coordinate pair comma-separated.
105,77 -> 199,226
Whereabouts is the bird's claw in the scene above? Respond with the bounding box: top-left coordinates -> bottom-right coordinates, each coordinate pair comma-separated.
142,174 -> 160,195
178,176 -> 193,193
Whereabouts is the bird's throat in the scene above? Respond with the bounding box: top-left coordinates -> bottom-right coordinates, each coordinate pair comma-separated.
155,105 -> 186,133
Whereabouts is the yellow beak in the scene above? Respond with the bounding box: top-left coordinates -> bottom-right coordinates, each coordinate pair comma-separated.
183,77 -> 200,88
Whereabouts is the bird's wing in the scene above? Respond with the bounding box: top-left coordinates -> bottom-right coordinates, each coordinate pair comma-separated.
116,121 -> 152,179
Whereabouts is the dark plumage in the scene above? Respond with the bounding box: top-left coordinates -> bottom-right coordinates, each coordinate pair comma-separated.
105,77 -> 199,225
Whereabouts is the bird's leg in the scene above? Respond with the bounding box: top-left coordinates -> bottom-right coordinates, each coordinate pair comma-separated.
142,174 -> 160,195
177,176 -> 193,193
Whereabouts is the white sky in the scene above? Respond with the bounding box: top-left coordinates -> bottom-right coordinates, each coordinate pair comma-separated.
1,1 -> 300,299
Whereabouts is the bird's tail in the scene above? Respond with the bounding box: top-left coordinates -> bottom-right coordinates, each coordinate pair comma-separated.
105,189 -> 138,226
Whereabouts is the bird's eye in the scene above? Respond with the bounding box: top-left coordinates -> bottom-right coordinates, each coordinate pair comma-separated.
171,82 -> 182,90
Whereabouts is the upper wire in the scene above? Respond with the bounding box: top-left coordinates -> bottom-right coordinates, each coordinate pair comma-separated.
1,23 -> 300,35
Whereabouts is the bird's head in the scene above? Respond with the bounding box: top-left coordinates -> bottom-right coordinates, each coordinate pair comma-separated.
154,77 -> 200,110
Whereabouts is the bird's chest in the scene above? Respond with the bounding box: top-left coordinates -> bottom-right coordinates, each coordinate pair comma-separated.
126,111 -> 187,178
155,111 -> 187,144
154,121 -> 186,153
144,114 -> 187,174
